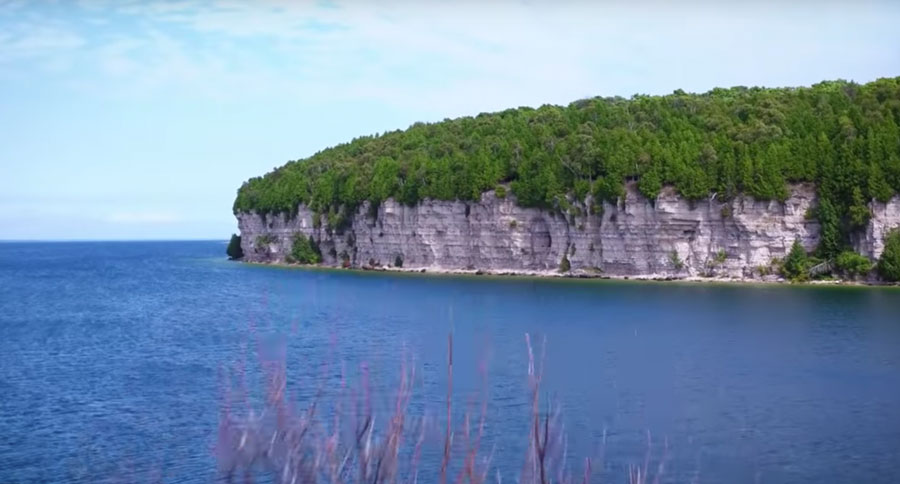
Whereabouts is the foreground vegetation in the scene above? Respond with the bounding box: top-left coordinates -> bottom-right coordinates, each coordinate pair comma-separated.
217,335 -> 665,484
234,77 -> 900,262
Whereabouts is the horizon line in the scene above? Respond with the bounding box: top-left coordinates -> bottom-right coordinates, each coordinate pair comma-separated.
0,238 -> 227,243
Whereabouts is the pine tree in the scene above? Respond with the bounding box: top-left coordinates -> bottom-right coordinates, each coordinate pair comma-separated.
782,239 -> 810,282
817,197 -> 842,258
878,229 -> 900,282
848,186 -> 871,229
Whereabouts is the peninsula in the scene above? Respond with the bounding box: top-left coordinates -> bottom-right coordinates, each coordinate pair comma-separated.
231,78 -> 900,283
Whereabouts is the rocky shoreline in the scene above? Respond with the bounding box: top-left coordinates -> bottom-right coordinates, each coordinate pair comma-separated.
244,259 -> 899,288
236,183 -> 900,284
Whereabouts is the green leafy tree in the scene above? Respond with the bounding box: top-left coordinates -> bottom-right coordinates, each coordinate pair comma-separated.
878,228 -> 900,282
638,167 -> 662,200
226,234 -> 243,260
834,251 -> 872,279
289,233 -> 322,264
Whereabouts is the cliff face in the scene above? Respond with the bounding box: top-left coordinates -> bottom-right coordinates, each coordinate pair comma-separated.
236,184 -> 900,279
857,196 -> 900,260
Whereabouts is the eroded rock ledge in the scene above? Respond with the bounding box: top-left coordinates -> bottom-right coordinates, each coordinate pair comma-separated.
236,183 -> 900,280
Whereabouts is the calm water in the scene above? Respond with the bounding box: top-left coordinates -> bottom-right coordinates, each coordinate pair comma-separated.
1,241 -> 899,483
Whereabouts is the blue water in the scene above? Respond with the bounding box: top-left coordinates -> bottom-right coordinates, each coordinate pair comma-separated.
1,241 -> 899,483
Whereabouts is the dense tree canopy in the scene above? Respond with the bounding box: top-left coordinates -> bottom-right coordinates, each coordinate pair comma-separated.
234,77 -> 900,257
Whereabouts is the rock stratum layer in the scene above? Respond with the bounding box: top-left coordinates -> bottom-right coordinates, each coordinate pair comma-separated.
236,184 -> 900,280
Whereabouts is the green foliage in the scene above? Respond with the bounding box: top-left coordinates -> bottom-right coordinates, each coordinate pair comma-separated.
816,198 -> 842,258
233,77 -> 900,251
878,229 -> 900,281
848,187 -> 871,229
669,250 -> 684,271
715,249 -> 727,264
256,234 -> 276,249
834,251 -> 872,278
707,249 -> 727,268
227,234 -> 243,260
494,185 -> 507,199
782,239 -> 810,282
559,254 -> 571,273
289,233 -> 321,264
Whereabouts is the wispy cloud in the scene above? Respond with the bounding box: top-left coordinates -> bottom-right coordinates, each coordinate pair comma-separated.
2,0 -> 899,240
0,23 -> 85,62
2,0 -> 899,116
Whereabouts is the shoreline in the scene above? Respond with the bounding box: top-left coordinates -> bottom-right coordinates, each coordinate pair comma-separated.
240,260 -> 899,289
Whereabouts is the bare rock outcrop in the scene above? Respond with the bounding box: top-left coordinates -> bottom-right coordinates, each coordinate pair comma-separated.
235,183 -> 896,279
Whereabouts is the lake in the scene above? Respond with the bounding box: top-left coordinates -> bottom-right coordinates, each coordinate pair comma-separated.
0,241 -> 898,483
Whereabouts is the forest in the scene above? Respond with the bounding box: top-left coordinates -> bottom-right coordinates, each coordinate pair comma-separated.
233,77 -> 900,259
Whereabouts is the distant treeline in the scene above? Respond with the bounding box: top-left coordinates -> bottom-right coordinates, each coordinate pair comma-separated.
234,77 -> 900,257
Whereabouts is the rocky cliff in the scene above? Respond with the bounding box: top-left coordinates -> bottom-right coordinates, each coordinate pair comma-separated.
236,183 -> 900,280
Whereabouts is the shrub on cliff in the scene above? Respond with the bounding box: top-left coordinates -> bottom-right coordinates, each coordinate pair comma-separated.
782,239 -> 810,282
878,228 -> 900,282
669,250 -> 684,271
289,233 -> 321,264
226,234 -> 243,260
559,254 -> 570,273
834,251 -> 872,279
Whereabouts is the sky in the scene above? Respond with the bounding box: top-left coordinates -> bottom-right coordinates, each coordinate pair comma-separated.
1,1 -> 899,240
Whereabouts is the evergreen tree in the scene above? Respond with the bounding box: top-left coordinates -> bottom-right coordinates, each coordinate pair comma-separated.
816,198 -> 842,258
869,163 -> 894,203
848,186 -> 871,229
782,239 -> 810,282
878,229 -> 900,282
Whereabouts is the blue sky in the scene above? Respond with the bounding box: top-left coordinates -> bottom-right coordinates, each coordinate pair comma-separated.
1,1 -> 899,240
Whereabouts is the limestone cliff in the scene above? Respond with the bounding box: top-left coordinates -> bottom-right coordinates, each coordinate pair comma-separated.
235,183 -> 900,280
